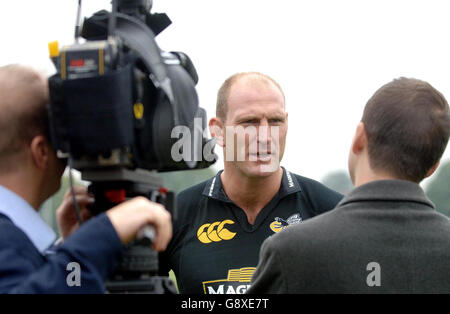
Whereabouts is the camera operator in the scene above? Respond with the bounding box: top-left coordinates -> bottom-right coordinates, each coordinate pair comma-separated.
0,64 -> 172,293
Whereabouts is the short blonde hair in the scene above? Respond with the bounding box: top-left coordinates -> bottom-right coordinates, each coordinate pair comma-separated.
216,72 -> 285,122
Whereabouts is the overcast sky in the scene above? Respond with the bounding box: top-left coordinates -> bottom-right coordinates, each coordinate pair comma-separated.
1,0 -> 449,187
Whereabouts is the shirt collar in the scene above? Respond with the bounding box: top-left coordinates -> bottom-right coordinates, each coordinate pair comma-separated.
336,179 -> 435,209
202,167 -> 302,202
0,184 -> 56,253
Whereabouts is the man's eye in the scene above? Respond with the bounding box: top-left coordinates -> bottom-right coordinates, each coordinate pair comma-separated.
269,119 -> 283,124
241,119 -> 258,124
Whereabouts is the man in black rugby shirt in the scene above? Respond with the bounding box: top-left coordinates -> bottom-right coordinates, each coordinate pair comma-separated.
160,72 -> 343,294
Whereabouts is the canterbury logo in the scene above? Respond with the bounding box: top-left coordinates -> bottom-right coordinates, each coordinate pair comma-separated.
197,220 -> 237,243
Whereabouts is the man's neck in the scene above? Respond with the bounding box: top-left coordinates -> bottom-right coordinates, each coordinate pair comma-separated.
353,167 -> 400,188
0,174 -> 42,211
220,166 -> 283,225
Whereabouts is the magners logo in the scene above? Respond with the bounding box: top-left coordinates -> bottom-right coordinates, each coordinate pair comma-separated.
197,219 -> 237,243
202,267 -> 256,294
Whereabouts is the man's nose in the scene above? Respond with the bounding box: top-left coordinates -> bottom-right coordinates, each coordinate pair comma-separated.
259,118 -> 269,127
257,120 -> 272,145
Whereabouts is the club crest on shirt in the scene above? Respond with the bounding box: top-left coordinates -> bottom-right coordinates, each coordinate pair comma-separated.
270,213 -> 302,233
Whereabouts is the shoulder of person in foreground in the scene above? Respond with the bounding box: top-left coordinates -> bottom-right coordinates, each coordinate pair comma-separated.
0,213 -> 122,293
293,173 -> 344,215
246,233 -> 287,294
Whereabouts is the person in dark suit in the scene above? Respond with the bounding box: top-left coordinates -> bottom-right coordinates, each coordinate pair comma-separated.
248,77 -> 450,293
0,64 -> 172,293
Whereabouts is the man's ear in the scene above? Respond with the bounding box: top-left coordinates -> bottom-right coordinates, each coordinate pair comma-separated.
29,135 -> 50,170
351,122 -> 368,155
209,117 -> 225,147
425,160 -> 440,179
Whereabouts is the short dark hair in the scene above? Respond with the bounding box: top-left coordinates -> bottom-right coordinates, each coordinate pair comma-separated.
0,64 -> 49,171
362,77 -> 450,182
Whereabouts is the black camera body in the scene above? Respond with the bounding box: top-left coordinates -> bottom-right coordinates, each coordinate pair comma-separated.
48,0 -> 215,172
48,0 -> 215,293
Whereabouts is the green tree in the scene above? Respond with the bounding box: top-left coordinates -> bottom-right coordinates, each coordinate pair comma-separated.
425,160 -> 450,217
321,170 -> 354,195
